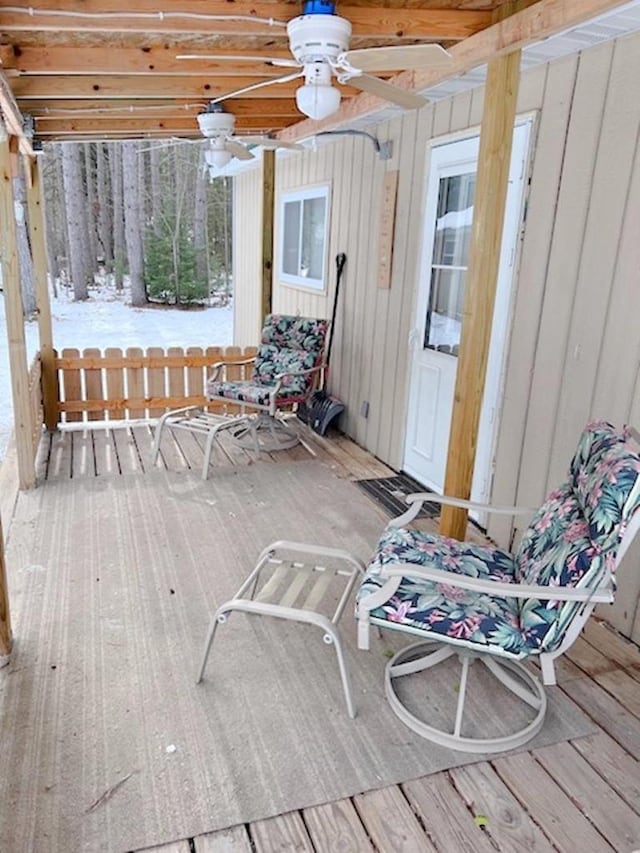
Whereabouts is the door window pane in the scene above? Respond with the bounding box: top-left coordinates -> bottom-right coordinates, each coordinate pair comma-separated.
425,173 -> 475,353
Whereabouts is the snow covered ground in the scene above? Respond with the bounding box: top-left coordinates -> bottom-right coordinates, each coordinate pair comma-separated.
0,281 -> 233,460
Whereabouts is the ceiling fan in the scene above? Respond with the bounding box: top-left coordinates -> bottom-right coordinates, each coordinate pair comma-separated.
138,104 -> 304,170
177,0 -> 453,121
196,103 -> 304,170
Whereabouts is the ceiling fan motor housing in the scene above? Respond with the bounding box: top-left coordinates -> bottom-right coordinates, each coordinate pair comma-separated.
287,14 -> 352,64
197,106 -> 236,139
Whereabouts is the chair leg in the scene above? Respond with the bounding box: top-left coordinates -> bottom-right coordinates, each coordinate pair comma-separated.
196,598 -> 357,718
322,624 -> 356,719
196,607 -> 227,683
151,411 -> 172,466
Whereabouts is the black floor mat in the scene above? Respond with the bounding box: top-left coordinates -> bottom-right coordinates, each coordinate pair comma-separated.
355,472 -> 440,519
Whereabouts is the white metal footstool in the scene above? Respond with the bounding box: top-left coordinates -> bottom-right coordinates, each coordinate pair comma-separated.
196,540 -> 366,718
151,406 -> 249,479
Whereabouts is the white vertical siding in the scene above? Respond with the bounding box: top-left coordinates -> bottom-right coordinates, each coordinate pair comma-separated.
232,29 -> 640,640
493,33 -> 640,638
232,165 -> 262,347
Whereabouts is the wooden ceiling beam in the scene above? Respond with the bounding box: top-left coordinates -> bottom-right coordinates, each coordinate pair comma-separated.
0,72 -> 34,157
1,45 -> 294,77
279,0 -> 637,141
34,116 -> 293,135
11,75 -> 358,99
20,98 -> 303,117
0,2 -> 490,39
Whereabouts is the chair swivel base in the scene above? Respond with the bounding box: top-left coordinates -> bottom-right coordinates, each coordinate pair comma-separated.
231,413 -> 302,453
385,640 -> 547,754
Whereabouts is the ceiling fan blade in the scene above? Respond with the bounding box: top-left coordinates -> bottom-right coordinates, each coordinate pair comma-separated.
343,44 -> 453,73
346,74 -> 426,110
209,70 -> 304,104
136,137 -> 188,153
225,140 -> 255,161
240,136 -> 304,151
177,54 -> 299,68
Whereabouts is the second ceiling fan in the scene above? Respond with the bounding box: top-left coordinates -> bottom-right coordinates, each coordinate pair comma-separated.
196,104 -> 304,170
179,0 -> 453,121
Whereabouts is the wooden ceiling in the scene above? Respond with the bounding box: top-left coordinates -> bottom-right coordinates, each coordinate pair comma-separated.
0,0 -> 631,148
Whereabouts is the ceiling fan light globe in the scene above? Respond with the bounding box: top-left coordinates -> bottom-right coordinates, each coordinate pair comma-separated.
205,148 -> 232,168
296,83 -> 341,120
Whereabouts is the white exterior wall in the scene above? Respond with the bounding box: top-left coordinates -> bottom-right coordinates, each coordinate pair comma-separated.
233,30 -> 640,640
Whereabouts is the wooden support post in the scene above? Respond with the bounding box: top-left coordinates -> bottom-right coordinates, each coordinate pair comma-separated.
261,148 -> 275,322
26,155 -> 57,430
0,129 -> 36,490
0,512 -> 12,666
439,45 -> 521,540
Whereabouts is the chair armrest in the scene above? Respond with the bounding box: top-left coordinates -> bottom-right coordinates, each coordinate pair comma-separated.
389,493 -> 537,528
208,356 -> 256,382
372,562 -> 614,604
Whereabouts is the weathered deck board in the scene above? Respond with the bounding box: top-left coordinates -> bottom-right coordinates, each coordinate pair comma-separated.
250,812 -> 314,852
533,741 -> 640,851
561,676 -> 640,759
302,800 -> 374,852
70,429 -> 96,478
403,773 -> 496,853
352,786 -> 438,852
194,824 -> 253,852
570,731 -> 640,813
451,762 -> 556,851
493,752 -> 615,851
582,620 -> 640,672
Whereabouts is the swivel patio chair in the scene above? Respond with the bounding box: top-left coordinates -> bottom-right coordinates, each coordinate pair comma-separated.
356,421 -> 640,753
152,314 -> 329,477
206,313 -> 330,455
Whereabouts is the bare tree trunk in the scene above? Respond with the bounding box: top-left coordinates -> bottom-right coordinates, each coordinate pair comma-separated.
138,144 -> 147,232
42,167 -> 59,298
96,142 -> 113,270
12,167 -> 37,317
61,143 -> 90,300
110,142 -> 125,290
150,146 -> 162,236
122,141 -> 146,307
223,176 -> 231,300
46,143 -> 70,290
83,143 -> 98,277
194,146 -> 209,288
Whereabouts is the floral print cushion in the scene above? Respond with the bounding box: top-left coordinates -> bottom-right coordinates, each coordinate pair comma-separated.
206,380 -> 274,407
570,422 -> 640,552
260,315 -> 329,357
513,483 -> 606,651
251,344 -> 320,397
357,527 -> 528,657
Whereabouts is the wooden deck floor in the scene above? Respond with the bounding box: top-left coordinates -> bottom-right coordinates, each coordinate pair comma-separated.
27,424 -> 640,852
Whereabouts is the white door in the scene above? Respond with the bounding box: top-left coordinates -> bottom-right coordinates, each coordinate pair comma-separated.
403,122 -> 531,503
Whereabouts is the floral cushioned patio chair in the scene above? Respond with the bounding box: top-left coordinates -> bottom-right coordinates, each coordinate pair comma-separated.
151,314 -> 329,477
356,421 -> 640,753
206,313 -> 330,453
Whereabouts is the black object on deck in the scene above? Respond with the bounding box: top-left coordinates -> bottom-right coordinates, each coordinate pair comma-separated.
298,253 -> 346,435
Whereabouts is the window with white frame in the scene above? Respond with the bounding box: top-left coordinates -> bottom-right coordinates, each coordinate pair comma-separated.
279,184 -> 330,291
